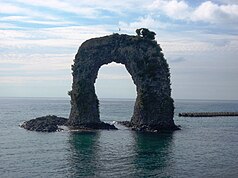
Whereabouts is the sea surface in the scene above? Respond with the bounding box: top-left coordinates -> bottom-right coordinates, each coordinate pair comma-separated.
0,98 -> 238,178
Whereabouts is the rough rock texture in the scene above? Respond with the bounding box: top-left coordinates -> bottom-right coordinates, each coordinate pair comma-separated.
20,115 -> 68,132
21,115 -> 117,132
68,122 -> 117,130
68,30 -> 178,131
118,121 -> 179,132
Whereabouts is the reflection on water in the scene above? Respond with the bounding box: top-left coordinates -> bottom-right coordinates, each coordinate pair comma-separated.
95,129 -> 136,177
68,131 -> 100,177
132,132 -> 173,178
0,98 -> 237,177
67,129 -> 174,178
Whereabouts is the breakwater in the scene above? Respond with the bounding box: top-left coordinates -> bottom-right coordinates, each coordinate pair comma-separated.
178,112 -> 238,117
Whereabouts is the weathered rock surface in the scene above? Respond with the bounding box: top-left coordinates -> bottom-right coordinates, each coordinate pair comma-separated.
68,122 -> 118,130
21,29 -> 178,132
68,29 -> 179,131
118,121 -> 180,132
20,115 -> 68,132
21,115 -> 117,132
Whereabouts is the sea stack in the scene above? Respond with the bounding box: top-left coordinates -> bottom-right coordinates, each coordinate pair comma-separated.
68,28 -> 179,131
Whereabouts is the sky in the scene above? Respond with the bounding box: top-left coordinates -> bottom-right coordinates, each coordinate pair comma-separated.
0,0 -> 238,100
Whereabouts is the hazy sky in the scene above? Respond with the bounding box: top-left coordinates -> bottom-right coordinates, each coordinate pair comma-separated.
0,0 -> 238,99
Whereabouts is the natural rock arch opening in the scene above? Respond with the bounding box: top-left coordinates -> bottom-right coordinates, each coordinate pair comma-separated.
95,62 -> 136,99
68,30 -> 179,131
95,62 -> 136,122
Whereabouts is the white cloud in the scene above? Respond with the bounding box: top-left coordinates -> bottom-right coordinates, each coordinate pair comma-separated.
97,62 -> 132,80
118,15 -> 238,54
1,16 -> 74,26
163,0 -> 188,18
14,0 -> 100,18
161,33 -> 238,54
97,74 -> 131,80
119,15 -> 169,34
0,76 -> 71,85
0,53 -> 73,71
1,16 -> 29,21
149,0 -> 189,19
192,1 -> 238,23
149,0 -> 238,24
0,25 -> 113,78
18,20 -> 74,26
192,2 -> 218,22
0,2 -> 58,20
0,2 -> 25,14
0,23 -> 21,29
215,0 -> 238,4
0,25 -> 112,50
2,0 -> 238,27
13,0 -> 153,18
1,0 -> 237,98
56,0 -> 148,15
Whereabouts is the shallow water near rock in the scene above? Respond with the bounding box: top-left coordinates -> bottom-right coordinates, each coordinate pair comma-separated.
0,98 -> 238,177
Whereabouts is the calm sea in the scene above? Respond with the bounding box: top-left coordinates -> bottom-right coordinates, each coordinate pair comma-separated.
0,98 -> 238,178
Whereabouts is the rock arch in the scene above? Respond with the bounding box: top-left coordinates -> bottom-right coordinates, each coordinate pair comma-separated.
68,31 -> 178,131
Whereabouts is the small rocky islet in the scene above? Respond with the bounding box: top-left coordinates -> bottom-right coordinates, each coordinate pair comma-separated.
21,28 -> 180,133
20,115 -> 117,132
20,115 -> 68,132
20,116 -> 179,132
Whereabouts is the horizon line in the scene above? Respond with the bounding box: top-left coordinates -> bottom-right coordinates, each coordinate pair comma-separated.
0,96 -> 237,101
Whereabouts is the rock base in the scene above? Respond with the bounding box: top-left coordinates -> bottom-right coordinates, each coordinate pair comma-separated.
67,122 -> 118,131
118,121 -> 180,132
21,116 -> 178,133
20,115 -> 68,132
21,115 -> 117,132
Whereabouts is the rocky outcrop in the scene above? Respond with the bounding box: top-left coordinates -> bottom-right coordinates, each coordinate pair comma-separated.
21,115 -> 117,132
20,29 -> 178,132
68,122 -> 117,130
118,121 -> 179,132
68,29 -> 178,131
20,115 -> 68,132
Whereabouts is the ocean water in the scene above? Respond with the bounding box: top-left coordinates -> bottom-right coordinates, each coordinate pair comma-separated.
0,98 -> 238,178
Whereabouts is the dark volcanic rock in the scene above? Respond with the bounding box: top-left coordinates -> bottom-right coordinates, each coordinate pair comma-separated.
21,115 -> 117,132
117,121 -> 132,128
68,122 -> 118,130
21,115 -> 68,132
118,121 -> 180,132
68,28 -> 178,131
